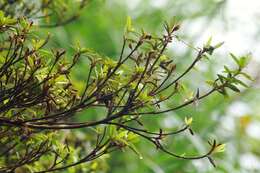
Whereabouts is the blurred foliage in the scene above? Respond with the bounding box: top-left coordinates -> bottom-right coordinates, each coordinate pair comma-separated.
0,0 -> 88,27
47,1 -> 258,173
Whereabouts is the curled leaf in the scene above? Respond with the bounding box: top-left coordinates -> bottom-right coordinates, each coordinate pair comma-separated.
213,143 -> 226,153
184,117 -> 193,126
126,16 -> 135,33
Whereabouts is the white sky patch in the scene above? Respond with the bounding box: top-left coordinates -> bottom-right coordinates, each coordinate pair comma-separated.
246,122 -> 260,139
127,0 -> 141,10
199,0 -> 260,61
221,116 -> 235,132
150,0 -> 168,8
162,115 -> 177,128
240,153 -> 260,170
124,0 -> 260,63
227,101 -> 251,117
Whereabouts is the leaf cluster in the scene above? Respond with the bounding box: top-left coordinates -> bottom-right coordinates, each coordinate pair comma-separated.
0,5 -> 252,173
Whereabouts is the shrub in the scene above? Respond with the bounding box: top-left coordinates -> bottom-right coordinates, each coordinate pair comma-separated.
0,1 -> 251,172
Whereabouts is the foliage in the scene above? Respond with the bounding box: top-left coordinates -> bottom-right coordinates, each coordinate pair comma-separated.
0,0 -> 88,27
0,1 -> 252,173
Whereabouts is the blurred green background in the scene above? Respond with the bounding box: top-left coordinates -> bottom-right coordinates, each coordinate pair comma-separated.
44,0 -> 260,172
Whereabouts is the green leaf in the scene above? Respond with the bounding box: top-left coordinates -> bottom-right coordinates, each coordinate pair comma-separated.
205,36 -> 212,47
218,88 -> 228,96
214,41 -> 224,49
217,74 -> 227,83
213,143 -> 226,153
240,72 -> 254,81
233,78 -> 249,88
126,16 -> 134,33
206,80 -> 215,86
184,117 -> 193,126
238,55 -> 250,68
230,53 -> 240,66
227,84 -> 240,92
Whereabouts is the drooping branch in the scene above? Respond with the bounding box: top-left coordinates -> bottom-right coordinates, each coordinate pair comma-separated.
0,11 -> 251,172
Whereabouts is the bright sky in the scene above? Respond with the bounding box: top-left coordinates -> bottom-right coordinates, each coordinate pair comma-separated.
206,0 -> 260,61
151,0 -> 260,62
